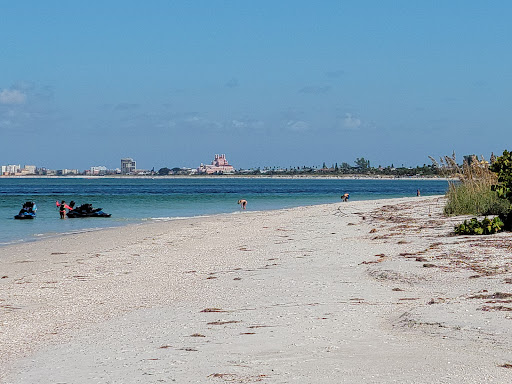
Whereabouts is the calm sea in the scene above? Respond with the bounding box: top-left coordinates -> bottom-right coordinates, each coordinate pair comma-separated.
0,177 -> 448,246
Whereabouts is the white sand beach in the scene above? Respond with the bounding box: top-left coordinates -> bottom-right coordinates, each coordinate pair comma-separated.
1,196 -> 512,383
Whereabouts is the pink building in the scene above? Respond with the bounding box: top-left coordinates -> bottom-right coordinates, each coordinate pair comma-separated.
197,154 -> 235,174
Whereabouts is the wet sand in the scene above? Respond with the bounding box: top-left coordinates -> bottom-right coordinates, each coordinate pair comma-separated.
1,196 -> 511,383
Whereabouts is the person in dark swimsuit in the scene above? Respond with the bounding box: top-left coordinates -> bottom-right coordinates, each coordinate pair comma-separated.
59,200 -> 67,219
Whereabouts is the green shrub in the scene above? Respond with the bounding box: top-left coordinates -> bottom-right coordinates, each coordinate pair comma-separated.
490,150 -> 512,200
482,197 -> 512,216
454,217 -> 504,235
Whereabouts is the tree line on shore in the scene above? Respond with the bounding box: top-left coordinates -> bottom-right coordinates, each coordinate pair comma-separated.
158,157 -> 442,177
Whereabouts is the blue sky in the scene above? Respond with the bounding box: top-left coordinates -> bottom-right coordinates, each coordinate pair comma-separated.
1,1 -> 511,170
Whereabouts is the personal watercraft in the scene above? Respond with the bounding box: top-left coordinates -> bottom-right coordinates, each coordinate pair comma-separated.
14,201 -> 37,220
66,203 -> 111,218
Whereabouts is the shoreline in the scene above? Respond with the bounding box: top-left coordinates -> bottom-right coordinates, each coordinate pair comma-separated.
0,174 -> 452,181
1,196 -> 511,383
0,193 -> 448,248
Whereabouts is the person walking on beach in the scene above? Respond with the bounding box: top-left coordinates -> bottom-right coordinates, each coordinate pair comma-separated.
238,199 -> 247,209
341,193 -> 350,202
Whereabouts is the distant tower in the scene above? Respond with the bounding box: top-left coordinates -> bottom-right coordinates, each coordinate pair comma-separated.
121,158 -> 136,174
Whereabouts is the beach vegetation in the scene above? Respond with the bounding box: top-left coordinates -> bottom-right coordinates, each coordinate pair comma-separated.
445,150 -> 512,235
490,150 -> 512,200
158,167 -> 171,175
433,153 -> 507,216
355,157 -> 370,170
454,217 -> 504,235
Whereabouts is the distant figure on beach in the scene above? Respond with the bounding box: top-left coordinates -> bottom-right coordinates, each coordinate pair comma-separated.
341,193 -> 350,202
238,199 -> 247,209
417,189 -> 421,197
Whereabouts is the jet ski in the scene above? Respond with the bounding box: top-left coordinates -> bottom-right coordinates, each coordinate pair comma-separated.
15,201 -> 37,220
66,203 -> 111,218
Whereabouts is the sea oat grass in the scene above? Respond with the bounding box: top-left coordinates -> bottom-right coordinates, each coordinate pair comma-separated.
444,181 -> 510,216
440,154 -> 509,216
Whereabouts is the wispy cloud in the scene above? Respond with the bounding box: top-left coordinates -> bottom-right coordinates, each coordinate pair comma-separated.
340,113 -> 361,130
0,89 -> 27,105
152,112 -> 224,131
184,115 -> 223,129
298,85 -> 331,94
286,120 -> 310,131
231,118 -> 264,130
155,120 -> 177,129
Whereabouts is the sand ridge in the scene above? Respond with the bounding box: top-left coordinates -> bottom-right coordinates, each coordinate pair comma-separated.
1,196 -> 511,383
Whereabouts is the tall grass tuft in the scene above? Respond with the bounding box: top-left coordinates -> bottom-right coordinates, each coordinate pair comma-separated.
431,153 -> 510,216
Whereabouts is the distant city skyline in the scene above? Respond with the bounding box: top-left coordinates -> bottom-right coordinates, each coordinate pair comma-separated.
0,150 -> 500,174
1,2 -> 511,170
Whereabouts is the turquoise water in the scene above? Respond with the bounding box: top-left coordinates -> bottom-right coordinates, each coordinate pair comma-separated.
0,177 -> 448,246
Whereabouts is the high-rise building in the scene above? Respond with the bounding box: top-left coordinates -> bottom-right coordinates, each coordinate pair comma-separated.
3,165 -> 21,175
121,158 -> 136,174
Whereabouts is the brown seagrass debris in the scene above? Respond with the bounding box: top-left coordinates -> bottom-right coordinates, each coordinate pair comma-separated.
468,292 -> 512,300
479,305 -> 512,312
207,320 -> 241,325
201,308 -> 227,312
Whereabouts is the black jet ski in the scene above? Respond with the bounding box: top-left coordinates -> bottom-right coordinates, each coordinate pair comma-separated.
66,203 -> 111,218
15,201 -> 37,220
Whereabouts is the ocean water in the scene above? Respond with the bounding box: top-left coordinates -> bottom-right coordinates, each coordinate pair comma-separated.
0,177 -> 448,246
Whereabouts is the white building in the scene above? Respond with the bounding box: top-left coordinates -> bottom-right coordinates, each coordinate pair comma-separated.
90,166 -> 108,175
21,165 -> 36,175
57,169 -> 79,176
2,165 -> 21,175
121,158 -> 136,174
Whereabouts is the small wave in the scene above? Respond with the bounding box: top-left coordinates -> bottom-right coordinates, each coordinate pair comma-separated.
0,238 -> 25,246
144,214 -> 213,222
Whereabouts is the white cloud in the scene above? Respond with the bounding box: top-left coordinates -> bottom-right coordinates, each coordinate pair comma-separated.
232,119 -> 246,128
286,120 -> 310,131
341,113 -> 361,130
0,89 -> 27,105
183,115 -> 222,129
156,120 -> 177,129
232,119 -> 264,130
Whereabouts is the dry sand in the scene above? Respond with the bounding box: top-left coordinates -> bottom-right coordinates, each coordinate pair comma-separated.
1,196 -> 511,383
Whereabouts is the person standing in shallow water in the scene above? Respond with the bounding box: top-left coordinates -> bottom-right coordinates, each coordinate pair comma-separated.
417,189 -> 421,197
238,199 -> 247,209
341,193 -> 350,202
59,200 -> 67,219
